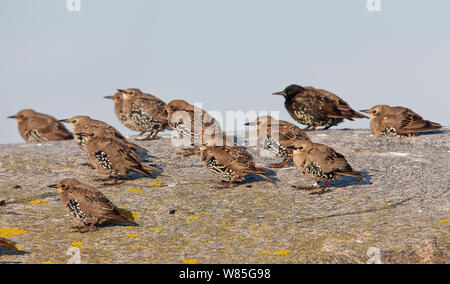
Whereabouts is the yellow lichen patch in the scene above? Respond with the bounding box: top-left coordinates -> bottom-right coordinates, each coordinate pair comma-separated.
128,188 -> 144,193
151,227 -> 164,231
150,181 -> 163,187
274,249 -> 291,255
43,261 -> 58,264
0,228 -> 28,238
116,208 -> 140,221
127,234 -> 139,238
29,199 -> 47,205
187,216 -> 199,221
439,220 -> 449,223
184,259 -> 199,264
261,250 -> 272,254
71,242 -> 84,247
81,245 -> 94,249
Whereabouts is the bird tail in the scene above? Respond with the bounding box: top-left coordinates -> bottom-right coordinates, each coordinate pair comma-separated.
131,163 -> 163,177
0,237 -> 16,247
252,167 -> 276,184
338,170 -> 364,181
126,141 -> 149,153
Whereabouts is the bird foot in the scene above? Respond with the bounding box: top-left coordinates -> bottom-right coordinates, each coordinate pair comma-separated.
70,225 -> 98,233
180,147 -> 200,157
309,188 -> 333,195
214,182 -> 237,189
80,163 -> 95,169
269,162 -> 293,168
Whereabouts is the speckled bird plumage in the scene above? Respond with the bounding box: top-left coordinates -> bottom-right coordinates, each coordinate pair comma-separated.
361,105 -> 442,137
60,115 -> 147,153
289,140 -> 363,194
246,116 -> 310,159
80,129 -> 162,181
105,88 -> 169,140
273,85 -> 368,130
200,145 -> 274,186
166,99 -> 233,147
52,178 -> 131,231
7,109 -> 73,142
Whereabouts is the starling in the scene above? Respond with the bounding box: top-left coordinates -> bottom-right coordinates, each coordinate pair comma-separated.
0,237 -> 16,247
199,145 -> 275,187
165,99 -> 232,147
104,88 -> 169,140
7,109 -> 73,142
59,115 -> 148,153
79,129 -> 162,183
245,116 -> 310,168
361,105 -> 442,137
273,85 -> 368,130
48,178 -> 132,232
287,140 -> 363,195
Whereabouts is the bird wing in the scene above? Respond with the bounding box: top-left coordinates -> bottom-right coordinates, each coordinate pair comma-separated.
134,96 -> 168,122
213,146 -> 261,173
27,116 -> 73,140
307,144 -> 352,173
396,107 -> 442,133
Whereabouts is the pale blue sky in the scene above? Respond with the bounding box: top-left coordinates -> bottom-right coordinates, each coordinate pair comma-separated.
1,0 -> 449,144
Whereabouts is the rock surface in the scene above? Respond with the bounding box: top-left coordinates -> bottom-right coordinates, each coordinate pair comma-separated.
0,129 -> 449,264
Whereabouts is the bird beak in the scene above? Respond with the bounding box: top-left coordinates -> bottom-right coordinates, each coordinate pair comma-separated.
47,184 -> 58,189
360,110 -> 369,113
286,146 -> 296,150
244,122 -> 255,126
59,119 -> 70,123
104,96 -> 114,100
117,89 -> 125,93
75,132 -> 88,137
7,115 -> 17,119
272,91 -> 286,96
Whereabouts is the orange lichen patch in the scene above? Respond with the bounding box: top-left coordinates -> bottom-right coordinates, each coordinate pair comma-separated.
274,249 -> 291,255
29,199 -> 47,205
150,181 -> 163,187
128,188 -> 144,193
43,261 -> 58,264
184,259 -> 199,264
71,242 -> 84,247
0,228 -> 28,238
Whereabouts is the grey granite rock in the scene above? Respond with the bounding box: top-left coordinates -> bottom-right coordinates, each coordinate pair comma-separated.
0,129 -> 448,264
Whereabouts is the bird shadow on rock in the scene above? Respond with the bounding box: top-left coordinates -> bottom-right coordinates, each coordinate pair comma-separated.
136,150 -> 157,161
326,171 -> 372,189
240,168 -> 279,185
0,246 -> 30,257
415,129 -> 446,136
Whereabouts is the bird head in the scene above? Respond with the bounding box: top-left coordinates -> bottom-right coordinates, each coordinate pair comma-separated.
273,84 -> 305,98
244,116 -> 276,127
59,115 -> 91,129
286,140 -> 312,154
48,178 -> 81,193
7,109 -> 37,122
165,99 -> 191,115
360,105 -> 387,118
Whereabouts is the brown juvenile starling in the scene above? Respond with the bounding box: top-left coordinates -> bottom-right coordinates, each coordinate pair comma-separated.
245,116 -> 310,168
104,88 -> 169,140
79,130 -> 162,183
273,85 -> 368,130
361,105 -> 442,137
288,140 -> 363,195
49,178 -> 132,232
0,237 -> 16,247
60,115 -> 147,153
165,100 -> 232,146
199,145 -> 275,188
7,109 -> 73,142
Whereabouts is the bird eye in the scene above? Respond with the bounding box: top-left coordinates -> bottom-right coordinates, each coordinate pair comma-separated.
73,120 -> 77,123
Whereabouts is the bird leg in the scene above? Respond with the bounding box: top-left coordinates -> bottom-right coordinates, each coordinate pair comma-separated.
310,180 -> 333,195
80,162 -> 95,169
269,157 -> 293,168
140,131 -> 162,141
304,126 -> 318,131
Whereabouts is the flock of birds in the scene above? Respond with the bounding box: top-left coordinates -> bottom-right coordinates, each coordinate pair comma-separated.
1,84 -> 443,240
